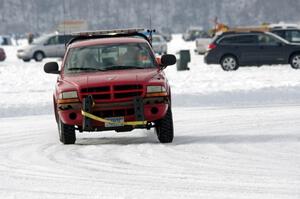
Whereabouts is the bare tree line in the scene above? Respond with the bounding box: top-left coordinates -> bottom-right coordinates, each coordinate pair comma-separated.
0,0 -> 299,34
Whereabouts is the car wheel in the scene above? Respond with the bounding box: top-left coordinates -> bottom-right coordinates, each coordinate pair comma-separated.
58,119 -> 76,144
23,58 -> 30,62
34,51 -> 44,62
290,54 -> 300,69
221,55 -> 239,71
155,107 -> 174,143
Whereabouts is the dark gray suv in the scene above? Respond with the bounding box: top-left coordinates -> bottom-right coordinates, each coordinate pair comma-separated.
204,31 -> 300,71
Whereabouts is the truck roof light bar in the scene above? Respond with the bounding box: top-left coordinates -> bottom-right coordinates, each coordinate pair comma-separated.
72,28 -> 145,36
67,28 -> 153,47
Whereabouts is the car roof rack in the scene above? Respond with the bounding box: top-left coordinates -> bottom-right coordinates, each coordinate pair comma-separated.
227,27 -> 269,32
220,30 -> 267,36
67,28 -> 154,46
271,26 -> 299,30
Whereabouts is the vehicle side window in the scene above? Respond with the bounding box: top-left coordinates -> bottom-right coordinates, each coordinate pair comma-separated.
286,30 -> 300,43
46,36 -> 58,45
258,34 -> 281,45
219,35 -> 258,44
272,30 -> 285,39
219,36 -> 236,44
58,35 -> 73,44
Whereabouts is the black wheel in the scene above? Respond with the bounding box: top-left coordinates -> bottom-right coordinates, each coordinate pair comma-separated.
34,51 -> 44,62
53,101 -> 59,123
221,55 -> 239,71
155,107 -> 174,143
23,58 -> 30,62
58,119 -> 76,144
290,54 -> 300,69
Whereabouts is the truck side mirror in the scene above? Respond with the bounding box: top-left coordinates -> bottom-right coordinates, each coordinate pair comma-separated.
44,62 -> 60,74
161,54 -> 176,67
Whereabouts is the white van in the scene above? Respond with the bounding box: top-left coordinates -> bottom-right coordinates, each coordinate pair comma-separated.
17,33 -> 73,62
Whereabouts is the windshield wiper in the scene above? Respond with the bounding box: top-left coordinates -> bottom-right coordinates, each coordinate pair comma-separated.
68,67 -> 106,71
104,65 -> 144,70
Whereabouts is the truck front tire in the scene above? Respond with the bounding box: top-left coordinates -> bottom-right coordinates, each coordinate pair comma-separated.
58,119 -> 76,144
155,107 -> 174,143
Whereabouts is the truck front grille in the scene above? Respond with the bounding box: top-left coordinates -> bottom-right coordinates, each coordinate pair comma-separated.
81,86 -> 110,93
80,84 -> 143,102
114,85 -> 143,91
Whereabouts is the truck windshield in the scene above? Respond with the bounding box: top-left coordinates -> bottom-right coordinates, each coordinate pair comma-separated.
64,43 -> 156,73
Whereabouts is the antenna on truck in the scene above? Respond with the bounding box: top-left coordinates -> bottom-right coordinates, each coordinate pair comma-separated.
147,15 -> 156,45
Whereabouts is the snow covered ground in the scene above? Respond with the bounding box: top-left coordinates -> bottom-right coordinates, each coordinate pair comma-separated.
0,35 -> 300,198
1,106 -> 300,199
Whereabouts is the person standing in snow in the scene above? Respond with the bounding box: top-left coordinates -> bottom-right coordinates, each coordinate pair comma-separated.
28,33 -> 34,44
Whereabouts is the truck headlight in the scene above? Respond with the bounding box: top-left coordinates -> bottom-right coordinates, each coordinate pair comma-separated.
58,91 -> 79,104
146,86 -> 167,97
147,86 -> 166,93
59,91 -> 78,99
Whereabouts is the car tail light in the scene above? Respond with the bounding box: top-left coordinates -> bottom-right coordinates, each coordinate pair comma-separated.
208,43 -> 217,50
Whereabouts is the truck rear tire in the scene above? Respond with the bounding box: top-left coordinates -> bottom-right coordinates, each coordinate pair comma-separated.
58,119 -> 76,144
155,107 -> 174,143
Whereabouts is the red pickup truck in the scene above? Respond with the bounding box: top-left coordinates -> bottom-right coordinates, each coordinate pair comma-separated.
44,29 -> 176,144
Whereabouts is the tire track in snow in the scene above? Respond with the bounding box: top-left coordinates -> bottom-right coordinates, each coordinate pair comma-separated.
0,107 -> 300,198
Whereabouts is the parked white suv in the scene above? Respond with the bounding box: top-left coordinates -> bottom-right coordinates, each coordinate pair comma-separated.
17,33 -> 73,62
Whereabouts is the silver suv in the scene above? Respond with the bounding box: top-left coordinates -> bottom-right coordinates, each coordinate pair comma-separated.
17,33 -> 73,62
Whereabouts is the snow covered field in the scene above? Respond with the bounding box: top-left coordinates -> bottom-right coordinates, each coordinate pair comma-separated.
0,35 -> 300,198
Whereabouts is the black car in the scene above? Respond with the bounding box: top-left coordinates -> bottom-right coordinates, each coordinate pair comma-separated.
204,31 -> 300,71
271,28 -> 300,43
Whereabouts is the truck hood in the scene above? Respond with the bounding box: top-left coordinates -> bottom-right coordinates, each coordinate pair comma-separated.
62,68 -> 159,89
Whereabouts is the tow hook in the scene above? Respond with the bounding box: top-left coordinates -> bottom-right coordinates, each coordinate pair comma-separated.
133,96 -> 145,122
146,122 -> 154,130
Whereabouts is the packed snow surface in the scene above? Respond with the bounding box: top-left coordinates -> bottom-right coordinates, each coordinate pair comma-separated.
0,35 -> 300,198
1,106 -> 300,199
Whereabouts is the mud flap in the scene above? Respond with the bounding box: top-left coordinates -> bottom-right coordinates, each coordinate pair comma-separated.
83,95 -> 93,131
133,96 -> 145,127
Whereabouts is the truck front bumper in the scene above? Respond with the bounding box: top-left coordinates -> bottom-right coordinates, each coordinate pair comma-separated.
57,97 -> 169,130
